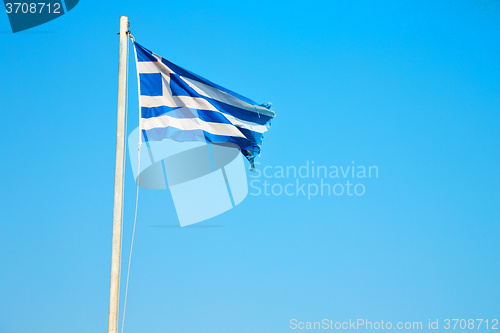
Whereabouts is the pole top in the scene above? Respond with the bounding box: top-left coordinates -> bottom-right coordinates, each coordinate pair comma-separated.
118,16 -> 130,35
120,16 -> 129,26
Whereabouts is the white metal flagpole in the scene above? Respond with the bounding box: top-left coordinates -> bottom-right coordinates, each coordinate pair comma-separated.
108,15 -> 129,333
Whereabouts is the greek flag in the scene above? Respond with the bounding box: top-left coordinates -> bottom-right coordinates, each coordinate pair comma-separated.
133,41 -> 276,169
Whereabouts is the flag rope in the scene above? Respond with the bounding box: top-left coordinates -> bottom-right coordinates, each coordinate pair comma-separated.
120,147 -> 140,333
117,25 -> 130,322
120,32 -> 140,333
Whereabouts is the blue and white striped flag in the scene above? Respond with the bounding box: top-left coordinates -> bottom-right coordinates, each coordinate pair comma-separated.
133,41 -> 276,169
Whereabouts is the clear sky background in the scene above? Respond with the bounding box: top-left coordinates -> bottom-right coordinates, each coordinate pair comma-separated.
1,1 -> 499,332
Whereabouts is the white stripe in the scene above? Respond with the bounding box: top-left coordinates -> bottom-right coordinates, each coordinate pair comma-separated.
141,96 -> 220,113
224,113 -> 268,133
141,115 -> 246,138
140,95 -> 173,108
137,62 -> 160,74
137,61 -> 174,76
181,76 -> 275,117
173,96 -> 219,111
139,106 -> 268,134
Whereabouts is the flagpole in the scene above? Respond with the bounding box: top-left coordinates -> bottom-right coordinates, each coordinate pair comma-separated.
108,15 -> 129,333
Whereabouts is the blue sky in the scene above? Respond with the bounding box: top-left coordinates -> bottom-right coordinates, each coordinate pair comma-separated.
1,1 -> 499,332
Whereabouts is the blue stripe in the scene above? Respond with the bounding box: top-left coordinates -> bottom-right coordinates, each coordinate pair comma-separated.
142,127 -> 259,153
141,101 -> 271,126
141,106 -> 266,145
142,106 -> 234,125
238,127 -> 264,146
141,105 -> 180,118
169,73 -> 203,98
168,74 -> 272,125
134,42 -> 158,62
207,98 -> 273,126
157,54 -> 259,106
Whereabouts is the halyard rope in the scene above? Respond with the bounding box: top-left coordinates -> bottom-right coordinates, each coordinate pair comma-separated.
121,31 -> 140,333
